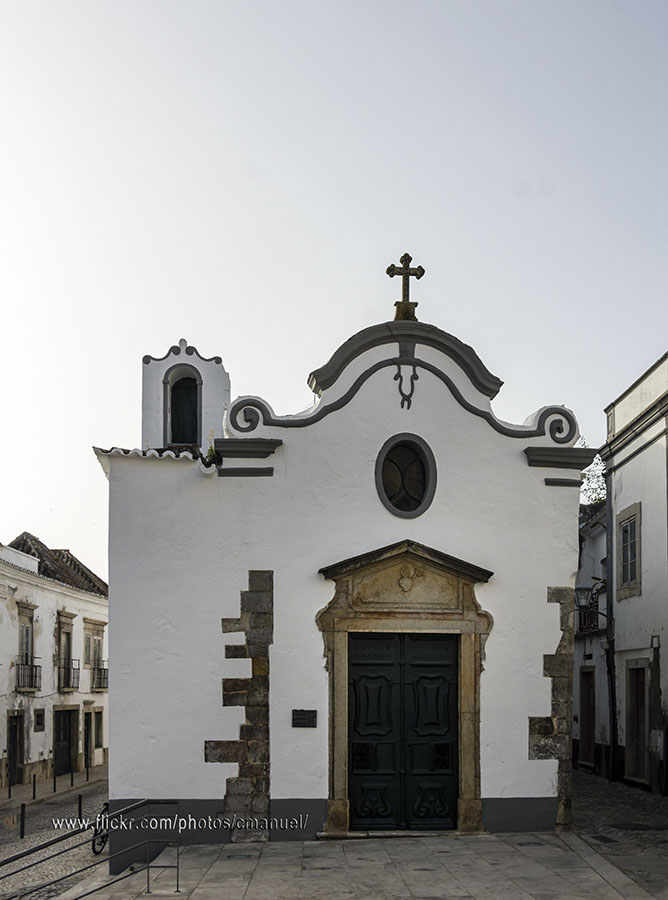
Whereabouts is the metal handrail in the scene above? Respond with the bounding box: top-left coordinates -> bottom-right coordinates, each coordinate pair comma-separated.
8,839 -> 177,899
91,662 -> 108,690
15,656 -> 42,690
58,658 -> 81,690
0,798 -> 148,868
0,799 -> 180,899
0,832 -> 92,882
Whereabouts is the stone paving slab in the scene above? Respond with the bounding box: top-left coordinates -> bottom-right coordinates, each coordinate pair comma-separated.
49,832 -> 654,900
571,769 -> 668,898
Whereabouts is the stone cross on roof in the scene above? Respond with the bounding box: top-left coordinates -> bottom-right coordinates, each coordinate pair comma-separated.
386,252 -> 425,321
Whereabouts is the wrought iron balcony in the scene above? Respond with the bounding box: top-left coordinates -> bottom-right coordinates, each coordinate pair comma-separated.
577,592 -> 604,634
91,660 -> 108,690
58,658 -> 80,691
16,655 -> 42,690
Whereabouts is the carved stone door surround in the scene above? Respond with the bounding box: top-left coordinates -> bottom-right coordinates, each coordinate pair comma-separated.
316,540 -> 493,834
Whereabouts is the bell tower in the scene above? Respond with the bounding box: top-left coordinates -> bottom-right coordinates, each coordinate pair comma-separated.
141,338 -> 230,450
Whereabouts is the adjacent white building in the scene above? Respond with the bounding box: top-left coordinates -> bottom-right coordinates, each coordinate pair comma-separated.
574,351 -> 668,793
573,501 -> 611,775
97,262 -> 595,865
0,533 -> 109,788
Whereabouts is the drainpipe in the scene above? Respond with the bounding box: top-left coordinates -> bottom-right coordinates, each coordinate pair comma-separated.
603,465 -> 619,781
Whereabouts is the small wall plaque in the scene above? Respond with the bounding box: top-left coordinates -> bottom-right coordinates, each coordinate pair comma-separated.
292,709 -> 317,728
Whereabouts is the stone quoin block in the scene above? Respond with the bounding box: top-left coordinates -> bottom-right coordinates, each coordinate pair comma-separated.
247,677 -> 269,706
251,794 -> 270,815
239,762 -> 266,777
223,677 -> 252,694
240,592 -> 273,614
225,777 -> 254,796
254,776 -> 270,795
205,569 -> 274,843
251,657 -> 269,676
248,612 -> 273,629
240,724 -> 269,742
249,628 -> 273,646
529,733 -> 569,760
246,707 -> 269,725
204,741 -> 243,763
247,740 -> 270,763
222,691 -> 247,707
225,796 -> 252,816
248,571 -> 273,593
543,654 -> 571,678
529,716 -> 555,736
222,614 -> 250,633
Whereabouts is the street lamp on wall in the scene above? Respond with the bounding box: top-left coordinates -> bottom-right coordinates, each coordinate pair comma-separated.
574,585 -> 608,616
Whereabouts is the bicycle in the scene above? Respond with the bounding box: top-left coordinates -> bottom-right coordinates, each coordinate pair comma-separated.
91,801 -> 109,854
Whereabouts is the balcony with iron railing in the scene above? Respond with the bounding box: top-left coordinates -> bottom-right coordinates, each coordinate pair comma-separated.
576,589 -> 606,634
15,655 -> 42,691
58,658 -> 80,691
91,660 -> 108,690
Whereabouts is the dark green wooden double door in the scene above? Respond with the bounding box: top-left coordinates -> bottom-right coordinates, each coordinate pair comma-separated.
349,633 -> 458,830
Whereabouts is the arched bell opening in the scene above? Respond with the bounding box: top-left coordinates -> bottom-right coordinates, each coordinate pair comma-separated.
163,364 -> 203,447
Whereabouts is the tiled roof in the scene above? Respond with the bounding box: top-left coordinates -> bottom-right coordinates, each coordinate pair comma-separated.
95,445 -> 202,460
8,532 -> 108,597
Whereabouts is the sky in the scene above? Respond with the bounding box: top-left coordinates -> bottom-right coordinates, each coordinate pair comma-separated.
1,0 -> 667,580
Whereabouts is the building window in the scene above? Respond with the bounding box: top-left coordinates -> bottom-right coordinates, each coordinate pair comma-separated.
621,519 -> 637,584
84,619 -> 107,690
16,602 -> 41,691
57,612 -> 80,691
83,622 -> 104,668
34,709 -> 45,732
375,433 -> 437,519
616,503 -> 641,600
19,622 -> 32,661
17,604 -> 35,663
94,710 -> 103,748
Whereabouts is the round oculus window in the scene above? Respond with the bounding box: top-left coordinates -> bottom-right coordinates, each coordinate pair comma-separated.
375,434 -> 437,518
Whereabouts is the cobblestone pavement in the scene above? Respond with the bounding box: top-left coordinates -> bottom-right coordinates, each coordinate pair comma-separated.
0,777 -> 108,900
571,768 -> 668,898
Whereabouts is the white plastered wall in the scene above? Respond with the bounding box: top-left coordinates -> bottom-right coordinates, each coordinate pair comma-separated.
107,345 -> 581,803
609,425 -> 668,745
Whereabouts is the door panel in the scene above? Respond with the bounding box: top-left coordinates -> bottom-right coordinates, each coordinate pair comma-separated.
579,670 -> 595,765
403,634 -> 458,828
54,711 -> 72,776
349,633 -> 458,830
84,712 -> 92,768
626,667 -> 648,781
349,634 -> 402,828
8,715 -> 23,786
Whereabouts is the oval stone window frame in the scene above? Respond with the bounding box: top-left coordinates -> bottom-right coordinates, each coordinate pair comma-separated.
375,433 -> 437,518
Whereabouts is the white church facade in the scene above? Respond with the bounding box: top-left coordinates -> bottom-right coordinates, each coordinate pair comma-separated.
96,257 -> 594,863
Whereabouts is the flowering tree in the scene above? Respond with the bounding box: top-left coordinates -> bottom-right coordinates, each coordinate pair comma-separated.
579,444 -> 606,505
